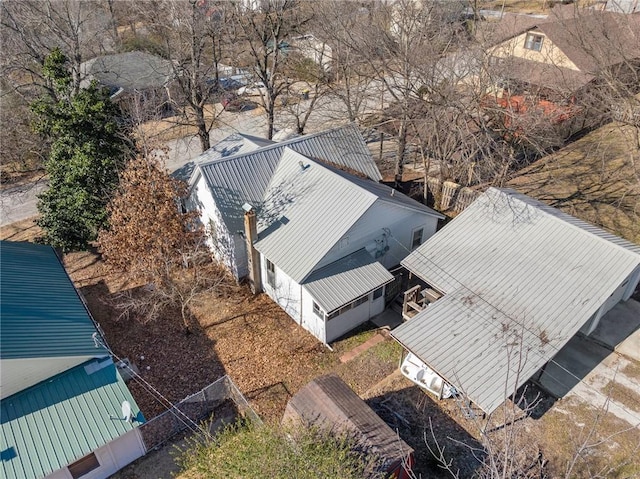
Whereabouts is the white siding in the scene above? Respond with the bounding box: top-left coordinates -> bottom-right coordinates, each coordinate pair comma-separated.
301,287 -> 326,343
324,288 -> 386,343
45,429 -> 145,479
315,202 -> 439,272
261,255 -> 302,323
190,176 -> 242,279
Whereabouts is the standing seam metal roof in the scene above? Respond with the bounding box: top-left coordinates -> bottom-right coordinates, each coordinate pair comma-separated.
303,248 -> 394,313
394,187 -> 640,413
0,241 -> 108,360
254,149 -> 378,283
1,360 -> 143,479
193,124 -> 383,234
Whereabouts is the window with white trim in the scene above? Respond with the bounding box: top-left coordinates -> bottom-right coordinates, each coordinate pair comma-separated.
524,33 -> 544,52
411,228 -> 423,249
312,301 -> 323,318
373,286 -> 383,300
266,259 -> 276,288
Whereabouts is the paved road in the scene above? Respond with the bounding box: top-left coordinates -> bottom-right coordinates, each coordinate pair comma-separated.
0,82 -> 395,228
0,180 -> 48,227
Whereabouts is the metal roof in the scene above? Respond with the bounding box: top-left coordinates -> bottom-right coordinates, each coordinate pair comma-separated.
254,149 -> 378,283
394,187 -> 640,414
0,241 -> 108,360
283,374 -> 413,469
192,125 -> 383,234
193,133 -> 272,166
1,359 -> 143,479
81,51 -> 174,91
303,249 -> 394,313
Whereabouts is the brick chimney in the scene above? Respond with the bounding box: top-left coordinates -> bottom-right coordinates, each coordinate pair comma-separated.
243,204 -> 262,294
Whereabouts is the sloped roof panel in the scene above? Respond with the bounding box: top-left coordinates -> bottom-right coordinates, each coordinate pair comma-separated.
285,374 -> 413,468
397,187 -> 640,413
1,360 -> 143,479
304,249 -> 394,313
254,150 -> 377,282
0,241 -> 108,360
278,123 -> 382,181
81,51 -> 173,91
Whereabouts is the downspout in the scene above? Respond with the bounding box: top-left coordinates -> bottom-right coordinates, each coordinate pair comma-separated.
243,204 -> 262,294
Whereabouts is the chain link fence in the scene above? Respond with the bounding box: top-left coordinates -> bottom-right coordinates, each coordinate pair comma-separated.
139,375 -> 260,451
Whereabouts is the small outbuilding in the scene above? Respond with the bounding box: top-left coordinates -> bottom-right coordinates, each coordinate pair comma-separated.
283,374 -> 414,478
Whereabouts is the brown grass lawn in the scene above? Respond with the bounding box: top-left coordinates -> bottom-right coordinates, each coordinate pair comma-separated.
3,220 -> 639,477
509,122 -> 640,244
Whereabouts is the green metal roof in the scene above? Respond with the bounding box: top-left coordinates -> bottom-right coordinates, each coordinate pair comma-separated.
0,241 -> 108,359
1,359 -> 144,479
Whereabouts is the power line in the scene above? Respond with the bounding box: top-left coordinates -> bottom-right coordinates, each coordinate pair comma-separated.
92,333 -> 214,440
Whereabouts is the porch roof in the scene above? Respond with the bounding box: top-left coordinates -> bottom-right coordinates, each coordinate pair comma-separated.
303,248 -> 394,313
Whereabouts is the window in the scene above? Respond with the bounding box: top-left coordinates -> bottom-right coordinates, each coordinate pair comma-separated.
411,228 -> 423,249
373,287 -> 383,300
339,237 -> 349,249
326,294 -> 369,321
312,301 -> 323,318
524,33 -> 544,52
68,453 -> 100,479
266,259 -> 276,288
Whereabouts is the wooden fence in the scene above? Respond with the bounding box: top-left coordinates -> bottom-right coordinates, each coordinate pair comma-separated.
425,178 -> 480,214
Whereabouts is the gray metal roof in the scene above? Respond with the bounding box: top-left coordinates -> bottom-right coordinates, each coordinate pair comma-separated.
0,241 -> 108,360
304,249 -> 394,313
283,374 -> 413,470
1,360 -> 142,479
254,149 -> 378,283
193,124 -> 384,246
394,187 -> 640,413
194,133 -> 273,166
275,123 -> 382,182
81,51 -> 174,91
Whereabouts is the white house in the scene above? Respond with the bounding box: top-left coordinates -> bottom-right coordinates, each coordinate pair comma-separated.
1,241 -> 146,479
391,188 -> 640,414
188,125 -> 443,343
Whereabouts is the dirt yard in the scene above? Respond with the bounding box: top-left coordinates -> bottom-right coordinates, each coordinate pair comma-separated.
3,219 -> 639,478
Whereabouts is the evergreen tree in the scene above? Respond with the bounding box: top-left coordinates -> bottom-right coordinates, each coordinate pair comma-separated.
31,48 -> 130,251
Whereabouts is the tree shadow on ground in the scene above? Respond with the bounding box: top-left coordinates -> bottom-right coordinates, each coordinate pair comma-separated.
366,385 -> 483,478
80,279 -> 226,419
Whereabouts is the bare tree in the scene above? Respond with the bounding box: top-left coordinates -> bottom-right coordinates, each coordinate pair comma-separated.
129,0 -> 238,152
232,0 -> 312,139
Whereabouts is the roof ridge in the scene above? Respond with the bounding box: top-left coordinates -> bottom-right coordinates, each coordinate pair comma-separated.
195,123 -> 360,169
492,187 -> 640,258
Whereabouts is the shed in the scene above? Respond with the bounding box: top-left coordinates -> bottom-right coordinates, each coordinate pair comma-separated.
283,374 -> 414,478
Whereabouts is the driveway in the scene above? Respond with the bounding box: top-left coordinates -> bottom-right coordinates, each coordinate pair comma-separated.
537,300 -> 640,427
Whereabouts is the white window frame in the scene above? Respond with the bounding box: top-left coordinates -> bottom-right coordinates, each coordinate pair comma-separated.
411,227 -> 423,249
266,259 -> 276,288
524,33 -> 544,52
312,301 -> 323,318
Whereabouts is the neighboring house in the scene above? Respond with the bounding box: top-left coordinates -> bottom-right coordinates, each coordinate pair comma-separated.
80,51 -> 177,118
0,241 -> 145,479
282,374 -> 414,478
391,188 -> 640,415
485,9 -> 640,96
188,125 -> 443,343
289,34 -> 333,72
